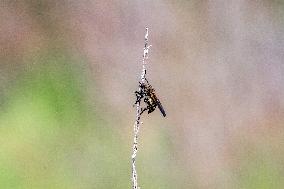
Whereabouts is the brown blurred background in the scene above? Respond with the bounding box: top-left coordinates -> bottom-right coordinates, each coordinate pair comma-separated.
0,1 -> 284,189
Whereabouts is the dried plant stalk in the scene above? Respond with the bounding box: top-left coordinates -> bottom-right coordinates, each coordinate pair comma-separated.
131,27 -> 151,189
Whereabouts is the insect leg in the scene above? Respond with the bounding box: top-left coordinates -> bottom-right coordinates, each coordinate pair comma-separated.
140,107 -> 148,115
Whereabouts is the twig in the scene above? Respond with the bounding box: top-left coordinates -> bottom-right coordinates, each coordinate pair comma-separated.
131,27 -> 151,189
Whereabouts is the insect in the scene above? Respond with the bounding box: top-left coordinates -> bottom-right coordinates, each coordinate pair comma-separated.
134,78 -> 166,117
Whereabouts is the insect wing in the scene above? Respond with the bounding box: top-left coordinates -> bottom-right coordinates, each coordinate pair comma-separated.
157,101 -> 166,117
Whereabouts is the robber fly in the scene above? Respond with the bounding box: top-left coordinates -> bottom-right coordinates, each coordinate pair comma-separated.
134,78 -> 166,117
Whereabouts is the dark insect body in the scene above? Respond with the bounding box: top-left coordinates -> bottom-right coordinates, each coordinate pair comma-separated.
134,78 -> 166,117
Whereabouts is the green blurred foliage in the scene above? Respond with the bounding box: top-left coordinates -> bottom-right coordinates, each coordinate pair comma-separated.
237,144 -> 284,189
0,51 -> 130,189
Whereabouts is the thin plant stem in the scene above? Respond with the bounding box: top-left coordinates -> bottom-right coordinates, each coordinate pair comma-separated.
131,27 -> 151,189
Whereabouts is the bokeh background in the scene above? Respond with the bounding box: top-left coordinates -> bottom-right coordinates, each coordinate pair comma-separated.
1,1 -> 284,189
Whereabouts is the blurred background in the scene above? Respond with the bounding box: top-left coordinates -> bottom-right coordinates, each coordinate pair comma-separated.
1,1 -> 284,189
